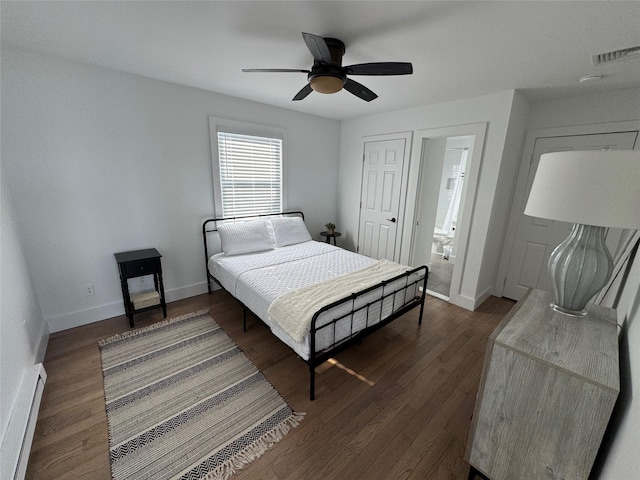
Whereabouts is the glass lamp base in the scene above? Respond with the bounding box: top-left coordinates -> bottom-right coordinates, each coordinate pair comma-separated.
548,224 -> 613,317
550,302 -> 587,317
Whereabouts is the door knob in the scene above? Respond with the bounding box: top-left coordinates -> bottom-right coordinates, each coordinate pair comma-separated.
387,217 -> 397,223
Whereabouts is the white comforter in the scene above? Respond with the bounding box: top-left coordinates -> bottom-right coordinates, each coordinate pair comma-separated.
268,259 -> 411,342
210,241 -> 375,318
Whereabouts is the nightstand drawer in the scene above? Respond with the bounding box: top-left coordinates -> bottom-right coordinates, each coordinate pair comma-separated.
122,258 -> 159,278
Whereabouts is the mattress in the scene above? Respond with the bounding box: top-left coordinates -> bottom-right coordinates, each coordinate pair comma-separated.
209,240 -> 420,359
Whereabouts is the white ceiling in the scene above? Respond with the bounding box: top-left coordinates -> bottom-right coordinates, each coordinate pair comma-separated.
2,1 -> 640,120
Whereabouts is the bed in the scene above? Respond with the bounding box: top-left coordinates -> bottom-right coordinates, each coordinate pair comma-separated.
202,211 -> 428,400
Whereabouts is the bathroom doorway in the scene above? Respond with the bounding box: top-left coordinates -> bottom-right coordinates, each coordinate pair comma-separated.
409,133 -> 476,301
429,136 -> 473,298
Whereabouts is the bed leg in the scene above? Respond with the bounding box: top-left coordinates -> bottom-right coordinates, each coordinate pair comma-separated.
418,269 -> 428,325
207,279 -> 211,294
243,307 -> 247,332
309,365 -> 316,401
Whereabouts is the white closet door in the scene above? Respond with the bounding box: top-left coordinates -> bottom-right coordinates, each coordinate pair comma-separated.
358,138 -> 407,261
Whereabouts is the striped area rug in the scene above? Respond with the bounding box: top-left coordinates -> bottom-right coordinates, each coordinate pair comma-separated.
98,310 -> 303,480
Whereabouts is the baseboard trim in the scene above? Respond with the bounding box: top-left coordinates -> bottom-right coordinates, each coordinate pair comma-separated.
164,282 -> 209,303
46,302 -> 124,333
450,294 -> 476,310
472,288 -> 493,309
450,286 -> 493,311
35,321 -> 49,364
0,364 -> 47,480
427,290 -> 449,302
46,282 -> 210,333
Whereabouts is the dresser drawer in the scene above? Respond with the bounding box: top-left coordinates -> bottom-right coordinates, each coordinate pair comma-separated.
122,258 -> 160,278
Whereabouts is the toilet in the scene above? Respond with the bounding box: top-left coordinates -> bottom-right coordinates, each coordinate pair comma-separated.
432,228 -> 455,258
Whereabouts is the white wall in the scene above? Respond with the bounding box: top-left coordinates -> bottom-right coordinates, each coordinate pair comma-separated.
480,91 -> 530,297
526,87 -> 640,131
338,90 -> 526,307
0,169 -> 48,461
597,250 -> 640,479
1,46 -> 340,332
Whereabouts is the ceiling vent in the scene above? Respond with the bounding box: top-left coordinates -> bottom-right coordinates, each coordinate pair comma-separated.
591,46 -> 640,66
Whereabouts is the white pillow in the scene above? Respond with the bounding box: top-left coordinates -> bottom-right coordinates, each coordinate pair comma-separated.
270,216 -> 312,247
217,220 -> 274,256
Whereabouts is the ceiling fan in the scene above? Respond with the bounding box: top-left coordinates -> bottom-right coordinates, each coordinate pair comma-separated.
242,32 -> 413,102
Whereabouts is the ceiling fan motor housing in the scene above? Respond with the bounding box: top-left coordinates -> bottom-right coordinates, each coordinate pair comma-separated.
309,38 -> 347,94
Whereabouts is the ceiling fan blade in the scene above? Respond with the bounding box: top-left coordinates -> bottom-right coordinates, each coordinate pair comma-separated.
302,32 -> 332,63
292,83 -> 313,101
343,78 -> 378,102
242,68 -> 310,73
345,62 -> 413,76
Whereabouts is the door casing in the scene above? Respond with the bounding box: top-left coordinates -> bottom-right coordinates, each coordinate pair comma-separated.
401,123 -> 487,310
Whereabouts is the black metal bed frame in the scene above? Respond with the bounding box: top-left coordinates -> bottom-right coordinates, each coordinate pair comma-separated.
202,211 -> 428,400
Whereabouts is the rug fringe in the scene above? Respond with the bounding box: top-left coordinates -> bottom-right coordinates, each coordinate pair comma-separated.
98,309 -> 211,346
203,412 -> 305,480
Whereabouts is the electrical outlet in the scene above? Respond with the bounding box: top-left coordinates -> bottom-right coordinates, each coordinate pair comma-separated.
83,283 -> 95,296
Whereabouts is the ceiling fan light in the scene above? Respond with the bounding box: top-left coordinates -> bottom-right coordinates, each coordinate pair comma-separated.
309,75 -> 344,94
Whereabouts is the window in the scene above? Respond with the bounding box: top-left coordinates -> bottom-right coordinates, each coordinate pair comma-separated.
213,123 -> 284,218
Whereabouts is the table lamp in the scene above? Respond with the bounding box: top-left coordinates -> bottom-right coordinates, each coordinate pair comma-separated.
523,150 -> 640,316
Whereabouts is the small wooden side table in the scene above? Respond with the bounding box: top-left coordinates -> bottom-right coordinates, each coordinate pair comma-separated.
320,231 -> 341,245
114,248 -> 167,327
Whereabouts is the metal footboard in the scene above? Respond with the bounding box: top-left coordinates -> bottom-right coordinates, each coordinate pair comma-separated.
307,265 -> 428,400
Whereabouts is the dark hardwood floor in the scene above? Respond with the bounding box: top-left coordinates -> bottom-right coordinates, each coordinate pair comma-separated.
26,290 -> 514,480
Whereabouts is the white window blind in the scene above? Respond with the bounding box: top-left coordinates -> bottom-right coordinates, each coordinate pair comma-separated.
217,131 -> 283,217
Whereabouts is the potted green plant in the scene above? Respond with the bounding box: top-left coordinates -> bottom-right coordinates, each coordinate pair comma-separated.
325,222 -> 336,235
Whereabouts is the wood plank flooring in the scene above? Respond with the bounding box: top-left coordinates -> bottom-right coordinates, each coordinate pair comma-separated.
26,290 -> 514,480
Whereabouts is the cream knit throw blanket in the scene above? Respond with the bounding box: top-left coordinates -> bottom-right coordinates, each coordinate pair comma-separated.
268,259 -> 410,343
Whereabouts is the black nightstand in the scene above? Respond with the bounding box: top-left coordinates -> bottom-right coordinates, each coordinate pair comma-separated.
320,231 -> 341,245
114,248 -> 167,327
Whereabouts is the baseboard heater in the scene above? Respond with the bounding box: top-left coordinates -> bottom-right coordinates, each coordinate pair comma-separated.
1,363 -> 47,480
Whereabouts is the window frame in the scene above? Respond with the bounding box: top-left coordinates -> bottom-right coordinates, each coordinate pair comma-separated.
209,117 -> 287,218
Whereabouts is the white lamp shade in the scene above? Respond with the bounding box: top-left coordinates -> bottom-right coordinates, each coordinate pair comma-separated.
524,150 -> 640,228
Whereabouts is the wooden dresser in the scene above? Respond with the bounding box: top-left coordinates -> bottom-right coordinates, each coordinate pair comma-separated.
466,289 -> 619,480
